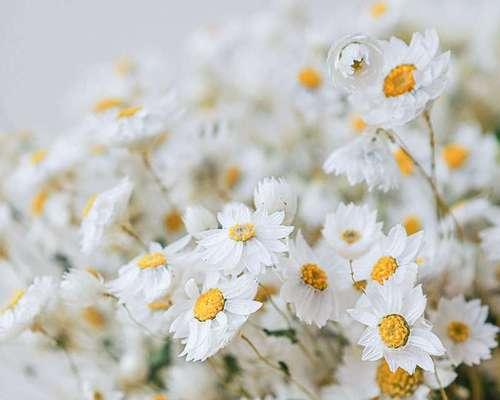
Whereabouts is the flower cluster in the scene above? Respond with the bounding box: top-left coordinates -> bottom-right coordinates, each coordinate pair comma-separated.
1,1 -> 499,399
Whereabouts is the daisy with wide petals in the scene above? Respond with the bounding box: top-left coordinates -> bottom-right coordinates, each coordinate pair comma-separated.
168,272 -> 261,361
109,237 -> 190,303
322,203 -> 382,260
353,224 -> 423,287
351,29 -> 450,127
198,203 -> 293,276
279,232 -> 341,327
348,280 -> 445,373
431,296 -> 498,366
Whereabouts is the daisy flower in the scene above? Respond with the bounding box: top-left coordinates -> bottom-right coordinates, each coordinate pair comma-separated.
254,176 -> 297,225
198,203 -> 293,276
322,203 -> 382,260
109,237 -> 190,303
80,177 -> 133,254
351,29 -> 450,127
168,273 -> 262,361
279,232 -> 341,327
348,280 -> 445,373
0,276 -> 57,340
431,296 -> 498,366
353,224 -> 423,287
323,132 -> 400,192
60,268 -> 108,307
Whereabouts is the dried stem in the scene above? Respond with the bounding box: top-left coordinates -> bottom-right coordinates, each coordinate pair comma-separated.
141,151 -> 172,204
120,223 -> 148,250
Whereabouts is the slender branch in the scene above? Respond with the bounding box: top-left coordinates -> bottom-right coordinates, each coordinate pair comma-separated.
141,151 -> 172,203
433,363 -> 449,400
423,110 -> 437,188
120,223 -> 148,250
348,259 -> 366,295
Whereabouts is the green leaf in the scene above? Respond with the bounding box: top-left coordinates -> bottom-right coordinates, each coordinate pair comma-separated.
147,339 -> 171,389
222,354 -> 241,383
262,328 -> 298,344
278,361 -> 290,377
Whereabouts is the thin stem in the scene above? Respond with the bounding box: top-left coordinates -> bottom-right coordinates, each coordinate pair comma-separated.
348,259 -> 366,295
423,110 -> 437,188
240,334 -> 319,400
122,304 -> 165,341
141,151 -> 172,203
120,223 -> 148,250
433,364 -> 449,400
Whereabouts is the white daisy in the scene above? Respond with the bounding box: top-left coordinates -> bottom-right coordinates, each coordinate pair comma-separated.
348,280 -> 445,373
353,224 -> 422,287
279,232 -> 341,327
0,276 -> 57,340
80,177 -> 133,254
109,237 -> 190,303
198,203 -> 293,276
323,132 -> 400,192
322,202 -> 382,260
60,268 -> 108,308
253,176 -> 297,225
351,29 -> 450,127
168,272 -> 262,361
431,296 -> 498,366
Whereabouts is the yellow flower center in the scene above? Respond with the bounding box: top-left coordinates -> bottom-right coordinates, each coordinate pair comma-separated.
371,256 -> 398,284
370,1 -> 389,19
31,189 -> 49,217
403,215 -> 422,235
394,148 -> 414,176
82,194 -> 97,218
148,296 -> 173,311
442,144 -> 469,170
114,57 -> 136,77
376,360 -> 423,398
228,223 -> 256,242
137,252 -> 167,269
383,64 -> 416,97
152,395 -> 168,400
225,165 -> 241,189
351,58 -> 366,74
353,280 -> 367,292
164,210 -> 184,232
92,391 -> 104,400
379,314 -> 410,348
447,320 -> 470,343
351,115 -> 367,133
93,97 -> 125,113
297,67 -> 322,90
193,288 -> 225,321
30,149 -> 47,165
254,284 -> 278,303
1,289 -> 26,314
117,105 -> 142,118
81,306 -> 106,329
341,229 -> 361,244
300,263 -> 329,291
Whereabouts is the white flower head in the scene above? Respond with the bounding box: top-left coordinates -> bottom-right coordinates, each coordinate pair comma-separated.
60,268 -> 107,308
348,280 -> 445,373
279,232 -> 341,327
254,176 -> 297,225
351,29 -> 450,127
198,203 -> 293,276
323,202 -> 382,260
169,273 -> 261,361
183,205 -> 218,239
80,177 -> 133,254
431,296 -> 498,366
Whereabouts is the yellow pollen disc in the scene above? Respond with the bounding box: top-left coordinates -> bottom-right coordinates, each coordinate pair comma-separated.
379,314 -> 410,348
93,97 -> 125,113
351,115 -> 367,133
394,148 -> 414,176
447,320 -> 470,343
225,165 -> 241,189
351,58 -> 365,74
228,223 -> 256,242
415,256 -> 425,266
371,256 -> 398,284
255,284 -> 278,303
117,105 -> 142,118
403,215 -> 422,235
114,57 -> 136,77
370,1 -> 389,18
376,360 -> 423,398
137,252 -> 167,269
300,263 -> 329,291
1,289 -> 26,314
81,306 -> 106,329
148,296 -> 172,311
82,194 -> 97,218
92,391 -> 104,400
353,280 -> 367,292
164,210 -> 184,233
383,64 -> 416,97
193,288 -> 225,321
31,189 -> 49,217
152,395 -> 168,400
442,144 -> 469,170
297,67 -> 322,90
30,149 -> 47,165
341,229 -> 361,244
90,144 -> 107,155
